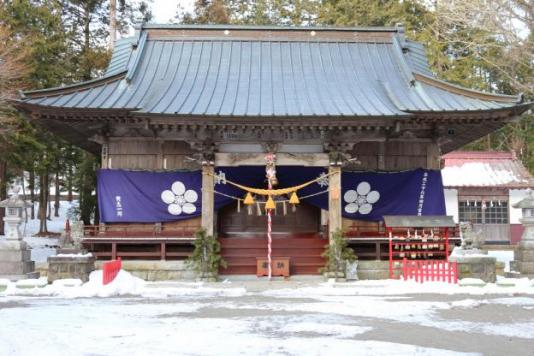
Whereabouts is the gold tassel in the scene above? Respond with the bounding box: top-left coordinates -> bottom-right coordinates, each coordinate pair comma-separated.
282,201 -> 287,215
265,196 -> 275,210
289,192 -> 300,205
256,202 -> 262,216
237,199 -> 241,213
244,192 -> 254,205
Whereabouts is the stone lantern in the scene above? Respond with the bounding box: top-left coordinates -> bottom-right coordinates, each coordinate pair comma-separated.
512,189 -> 534,277
0,186 -> 39,280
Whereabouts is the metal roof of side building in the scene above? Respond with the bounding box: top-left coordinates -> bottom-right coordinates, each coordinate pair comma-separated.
15,23 -> 529,118
441,151 -> 534,189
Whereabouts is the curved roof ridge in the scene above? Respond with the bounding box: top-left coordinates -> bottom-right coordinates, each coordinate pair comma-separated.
413,71 -> 523,104
142,23 -> 398,32
21,71 -> 126,99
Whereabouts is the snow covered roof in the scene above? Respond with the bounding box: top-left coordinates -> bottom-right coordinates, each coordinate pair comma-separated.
441,151 -> 534,189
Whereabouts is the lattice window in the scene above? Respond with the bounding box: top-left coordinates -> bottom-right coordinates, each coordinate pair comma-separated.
458,201 -> 483,224
484,201 -> 509,224
458,200 -> 509,224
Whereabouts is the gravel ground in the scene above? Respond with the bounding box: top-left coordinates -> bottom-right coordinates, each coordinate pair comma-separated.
1,280 -> 533,356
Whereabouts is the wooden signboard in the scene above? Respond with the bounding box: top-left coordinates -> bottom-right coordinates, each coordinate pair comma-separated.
256,257 -> 290,277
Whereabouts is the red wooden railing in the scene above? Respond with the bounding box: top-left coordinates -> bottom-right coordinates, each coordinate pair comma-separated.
102,258 -> 122,285
345,224 -> 460,238
402,258 -> 458,284
84,225 -> 198,238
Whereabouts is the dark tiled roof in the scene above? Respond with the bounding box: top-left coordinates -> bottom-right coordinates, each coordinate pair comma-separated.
20,25 -> 526,117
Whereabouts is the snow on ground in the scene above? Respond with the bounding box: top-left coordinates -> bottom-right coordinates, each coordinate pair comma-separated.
2,275 -> 534,355
20,200 -> 74,237
3,201 -> 74,262
488,250 -> 514,272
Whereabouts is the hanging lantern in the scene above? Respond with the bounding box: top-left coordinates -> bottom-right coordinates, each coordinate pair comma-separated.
289,192 -> 300,205
244,192 -> 255,205
265,195 -> 276,210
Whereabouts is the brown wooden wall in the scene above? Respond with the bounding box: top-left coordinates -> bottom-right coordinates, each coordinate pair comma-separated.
351,141 -> 440,171
105,139 -> 441,171
106,139 -> 197,170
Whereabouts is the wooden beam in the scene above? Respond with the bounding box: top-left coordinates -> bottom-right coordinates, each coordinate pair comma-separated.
201,164 -> 215,236
215,152 -> 329,167
328,165 -> 342,242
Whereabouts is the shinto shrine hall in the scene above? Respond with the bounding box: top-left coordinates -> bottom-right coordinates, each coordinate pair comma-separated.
13,24 -> 532,275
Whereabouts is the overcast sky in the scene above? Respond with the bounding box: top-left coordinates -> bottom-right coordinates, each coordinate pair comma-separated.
151,0 -> 194,24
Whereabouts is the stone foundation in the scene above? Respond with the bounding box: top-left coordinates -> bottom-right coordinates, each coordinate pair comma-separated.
449,255 -> 497,283
0,240 -> 39,281
47,255 -> 95,283
356,260 -> 392,280
96,260 -> 196,281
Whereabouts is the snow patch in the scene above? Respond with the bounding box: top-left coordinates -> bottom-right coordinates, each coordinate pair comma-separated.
280,322 -> 372,338
54,253 -> 93,258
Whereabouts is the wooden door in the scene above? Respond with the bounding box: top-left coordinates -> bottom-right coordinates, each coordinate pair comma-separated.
218,202 -> 320,238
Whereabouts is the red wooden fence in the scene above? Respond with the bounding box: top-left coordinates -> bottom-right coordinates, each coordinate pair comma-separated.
402,258 -> 458,284
103,258 -> 122,285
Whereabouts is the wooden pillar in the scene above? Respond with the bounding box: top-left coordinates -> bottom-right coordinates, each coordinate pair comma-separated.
328,165 -> 342,242
201,164 -> 215,236
426,142 -> 440,169
101,142 -> 109,169
378,141 -> 386,170
99,141 -> 109,234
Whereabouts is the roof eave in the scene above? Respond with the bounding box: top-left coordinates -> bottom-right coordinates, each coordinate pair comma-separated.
413,72 -> 524,104
21,71 -> 126,99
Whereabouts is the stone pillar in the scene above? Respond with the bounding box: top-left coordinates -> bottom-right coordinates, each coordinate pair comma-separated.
512,190 -> 534,277
328,165 -> 342,242
201,164 -> 215,236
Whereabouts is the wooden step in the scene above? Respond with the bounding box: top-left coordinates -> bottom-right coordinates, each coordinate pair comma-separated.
221,264 -> 323,275
223,256 -> 324,265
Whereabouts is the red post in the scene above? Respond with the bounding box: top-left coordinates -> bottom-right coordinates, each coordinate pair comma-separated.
445,227 -> 450,262
388,228 -> 393,279
453,262 -> 458,284
403,258 -> 408,281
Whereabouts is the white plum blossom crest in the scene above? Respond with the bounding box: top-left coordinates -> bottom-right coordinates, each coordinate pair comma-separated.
344,181 -> 380,215
161,181 -> 198,216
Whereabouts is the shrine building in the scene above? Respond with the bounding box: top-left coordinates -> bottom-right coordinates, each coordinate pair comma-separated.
13,24 -> 532,275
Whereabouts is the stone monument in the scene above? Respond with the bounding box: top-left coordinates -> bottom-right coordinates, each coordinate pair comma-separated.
0,186 -> 39,280
511,189 -> 534,278
450,222 -> 497,282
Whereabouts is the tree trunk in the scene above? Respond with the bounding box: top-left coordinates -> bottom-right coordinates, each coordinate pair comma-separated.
82,4 -> 92,81
67,164 -> 73,202
21,172 -> 28,223
38,173 -> 49,235
109,0 -> 117,50
54,170 -> 60,217
0,159 -> 7,235
29,169 -> 35,219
